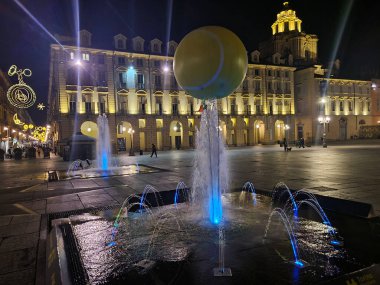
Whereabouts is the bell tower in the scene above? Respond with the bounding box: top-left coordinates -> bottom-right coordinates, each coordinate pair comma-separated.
259,1 -> 319,66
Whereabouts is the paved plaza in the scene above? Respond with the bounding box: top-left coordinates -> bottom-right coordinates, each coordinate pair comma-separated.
0,142 -> 380,284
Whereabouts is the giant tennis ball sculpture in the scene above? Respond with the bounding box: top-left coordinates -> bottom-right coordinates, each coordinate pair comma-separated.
173,26 -> 248,100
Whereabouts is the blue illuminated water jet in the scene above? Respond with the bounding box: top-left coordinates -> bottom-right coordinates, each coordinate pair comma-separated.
96,114 -> 112,171
192,101 -> 228,225
265,208 -> 303,267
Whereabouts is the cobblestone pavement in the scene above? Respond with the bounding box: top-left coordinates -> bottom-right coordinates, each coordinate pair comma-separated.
0,143 -> 379,284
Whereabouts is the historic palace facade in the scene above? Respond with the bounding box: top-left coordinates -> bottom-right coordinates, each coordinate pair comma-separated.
48,2 -> 380,153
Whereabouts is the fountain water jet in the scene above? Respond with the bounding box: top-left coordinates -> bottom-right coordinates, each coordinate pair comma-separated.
96,114 -> 112,171
192,101 -> 228,225
264,207 -> 305,268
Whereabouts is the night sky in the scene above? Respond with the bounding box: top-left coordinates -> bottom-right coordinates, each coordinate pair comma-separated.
1,0 -> 379,125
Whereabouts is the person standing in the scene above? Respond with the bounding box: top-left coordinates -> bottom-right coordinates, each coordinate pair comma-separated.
283,138 -> 288,152
150,144 -> 157,157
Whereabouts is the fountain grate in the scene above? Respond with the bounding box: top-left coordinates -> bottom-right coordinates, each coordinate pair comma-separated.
60,223 -> 88,285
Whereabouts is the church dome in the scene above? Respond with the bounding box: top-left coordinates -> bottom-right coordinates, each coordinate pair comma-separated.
271,2 -> 302,35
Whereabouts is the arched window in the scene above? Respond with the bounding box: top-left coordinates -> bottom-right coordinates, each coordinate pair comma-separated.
153,43 -> 159,52
169,45 -> 175,55
117,39 -> 124,49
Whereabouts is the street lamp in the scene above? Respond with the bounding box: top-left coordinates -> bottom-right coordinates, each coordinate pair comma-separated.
318,116 -> 331,148
128,127 -> 135,156
285,124 -> 290,142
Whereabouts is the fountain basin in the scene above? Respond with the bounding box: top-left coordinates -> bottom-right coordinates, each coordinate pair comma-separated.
46,192 -> 380,284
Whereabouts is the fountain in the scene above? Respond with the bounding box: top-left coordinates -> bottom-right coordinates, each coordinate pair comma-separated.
96,114 -> 112,171
46,26 -> 380,284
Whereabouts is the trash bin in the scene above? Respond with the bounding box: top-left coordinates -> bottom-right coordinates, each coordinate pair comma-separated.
140,150 -> 143,155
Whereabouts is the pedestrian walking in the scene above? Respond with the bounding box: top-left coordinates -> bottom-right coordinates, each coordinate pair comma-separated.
150,144 -> 157,158
283,138 -> 288,152
300,137 -> 305,148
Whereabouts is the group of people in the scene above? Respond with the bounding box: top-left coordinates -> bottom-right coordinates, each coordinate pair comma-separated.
282,137 -> 305,152
0,145 -> 55,160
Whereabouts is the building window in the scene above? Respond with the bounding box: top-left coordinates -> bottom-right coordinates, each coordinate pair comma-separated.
171,76 -> 178,90
69,94 -> 76,114
285,71 -> 289,78
254,69 -> 260,76
82,53 -> 90,61
154,60 -> 160,68
98,54 -> 105,64
268,70 -> 272,76
99,95 -> 106,114
137,74 -> 144,89
154,75 -> 161,90
348,101 -> 353,111
155,97 -> 162,115
136,42 -> 142,51
169,45 -> 175,55
267,82 -> 273,92
136,58 -> 143,67
118,95 -> 128,114
117,39 -> 124,49
254,81 -> 260,92
118,72 -> 127,88
230,98 -> 236,115
153,43 -> 159,52
339,101 -> 344,111
172,97 -> 179,115
139,96 -> 146,114
368,102 -> 371,112
70,52 -> 74,60
118,57 -> 126,65
331,101 -> 336,112
98,71 -> 106,86
276,70 -> 281,78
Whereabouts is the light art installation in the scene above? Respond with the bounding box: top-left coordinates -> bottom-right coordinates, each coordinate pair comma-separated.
23,124 -> 34,131
32,126 -> 46,142
13,113 -> 25,125
37,103 -> 45,110
7,65 -> 36,108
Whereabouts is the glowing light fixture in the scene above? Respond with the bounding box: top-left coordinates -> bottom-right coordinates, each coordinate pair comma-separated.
12,129 -> 16,133
13,114 -> 25,125
37,103 -> 45,110
163,65 -> 169,72
321,98 -> 326,104
87,127 -> 91,132
75,59 -> 82,66
256,124 -> 260,129
7,65 -> 36,108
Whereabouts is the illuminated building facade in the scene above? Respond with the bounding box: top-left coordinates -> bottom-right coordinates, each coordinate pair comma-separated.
47,2 -> 380,153
47,30 -> 296,152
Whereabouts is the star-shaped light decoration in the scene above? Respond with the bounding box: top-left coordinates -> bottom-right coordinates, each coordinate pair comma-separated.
37,103 -> 45,110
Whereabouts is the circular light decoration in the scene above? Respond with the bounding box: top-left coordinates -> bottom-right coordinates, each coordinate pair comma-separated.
37,103 -> 45,110
7,65 -> 36,108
